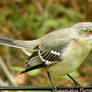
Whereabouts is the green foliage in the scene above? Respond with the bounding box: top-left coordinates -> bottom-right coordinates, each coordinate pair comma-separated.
27,69 -> 40,77
0,2 -> 85,38
11,66 -> 24,72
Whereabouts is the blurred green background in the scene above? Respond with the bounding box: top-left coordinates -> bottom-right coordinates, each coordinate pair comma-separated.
0,0 -> 92,89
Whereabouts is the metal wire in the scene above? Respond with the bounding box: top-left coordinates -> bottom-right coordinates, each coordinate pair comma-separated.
0,86 -> 92,91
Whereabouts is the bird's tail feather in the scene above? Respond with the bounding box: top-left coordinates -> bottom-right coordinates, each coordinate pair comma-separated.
0,37 -> 21,48
20,63 -> 45,74
0,36 -> 40,52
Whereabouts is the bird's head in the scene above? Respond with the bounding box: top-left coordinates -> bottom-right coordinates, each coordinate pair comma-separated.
70,22 -> 92,46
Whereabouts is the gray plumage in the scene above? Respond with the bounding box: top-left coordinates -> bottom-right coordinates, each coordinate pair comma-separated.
0,22 -> 92,76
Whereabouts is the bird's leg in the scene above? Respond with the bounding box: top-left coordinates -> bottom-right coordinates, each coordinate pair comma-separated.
67,74 -> 81,86
67,74 -> 84,92
47,71 -> 57,92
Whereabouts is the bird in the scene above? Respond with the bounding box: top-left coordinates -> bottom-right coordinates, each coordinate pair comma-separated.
0,22 -> 92,91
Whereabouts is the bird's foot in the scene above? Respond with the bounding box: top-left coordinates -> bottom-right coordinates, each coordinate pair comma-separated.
51,85 -> 57,92
78,87 -> 84,92
75,83 -> 83,92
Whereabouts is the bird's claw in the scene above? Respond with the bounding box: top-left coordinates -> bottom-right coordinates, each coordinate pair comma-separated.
51,85 -> 57,92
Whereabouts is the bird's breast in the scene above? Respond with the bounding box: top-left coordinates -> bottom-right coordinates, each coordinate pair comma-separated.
48,39 -> 91,77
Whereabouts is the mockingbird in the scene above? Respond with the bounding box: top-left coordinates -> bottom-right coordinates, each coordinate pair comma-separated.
0,22 -> 92,91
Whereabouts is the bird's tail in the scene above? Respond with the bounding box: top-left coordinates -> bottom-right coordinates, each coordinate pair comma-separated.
0,37 -> 40,55
20,63 -> 45,74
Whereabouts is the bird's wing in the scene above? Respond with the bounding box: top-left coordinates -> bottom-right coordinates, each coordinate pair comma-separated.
38,47 -> 62,65
20,46 -> 63,74
21,39 -> 70,74
26,33 -> 71,68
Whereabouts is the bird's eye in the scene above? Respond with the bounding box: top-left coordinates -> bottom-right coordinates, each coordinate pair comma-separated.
87,30 -> 92,34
